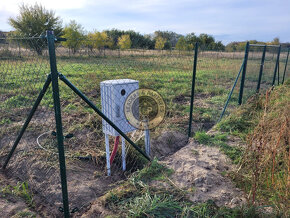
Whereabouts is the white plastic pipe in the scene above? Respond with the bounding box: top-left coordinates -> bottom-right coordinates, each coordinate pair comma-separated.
121,136 -> 126,171
144,119 -> 151,156
105,134 -> 111,176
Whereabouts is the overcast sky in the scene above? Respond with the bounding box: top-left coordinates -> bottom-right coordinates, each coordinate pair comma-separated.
1,0 -> 289,44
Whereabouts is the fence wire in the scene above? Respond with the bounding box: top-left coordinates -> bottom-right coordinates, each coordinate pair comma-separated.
0,36 -> 289,215
53,40 -> 194,175
0,37 -> 195,212
191,48 -> 243,131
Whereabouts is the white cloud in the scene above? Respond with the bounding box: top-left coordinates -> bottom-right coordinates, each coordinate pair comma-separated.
1,0 -> 90,14
1,0 -> 289,42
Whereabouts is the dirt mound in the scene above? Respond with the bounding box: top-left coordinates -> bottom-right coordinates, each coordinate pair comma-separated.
160,140 -> 246,207
150,131 -> 188,158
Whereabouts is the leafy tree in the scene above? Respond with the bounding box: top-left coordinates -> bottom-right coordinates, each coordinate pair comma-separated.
175,36 -> 187,50
143,34 -> 155,49
198,33 -> 215,49
105,29 -> 154,49
118,34 -> 131,50
214,41 -> 225,51
155,36 -> 167,50
8,3 -> 62,55
86,31 -> 113,50
270,37 -> 280,45
225,42 -> 238,52
104,33 -> 114,49
154,31 -> 181,48
62,20 -> 84,54
185,33 -> 198,50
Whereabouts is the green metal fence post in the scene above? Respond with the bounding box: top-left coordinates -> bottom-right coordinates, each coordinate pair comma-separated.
188,42 -> 198,137
2,74 -> 51,169
272,45 -> 281,86
47,30 -> 70,218
238,42 -> 250,105
282,47 -> 289,84
256,45 -> 267,93
218,60 -> 245,122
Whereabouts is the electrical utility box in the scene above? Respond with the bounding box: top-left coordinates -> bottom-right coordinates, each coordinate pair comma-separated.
100,79 -> 139,136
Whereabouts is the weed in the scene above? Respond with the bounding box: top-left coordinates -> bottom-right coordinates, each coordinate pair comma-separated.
225,85 -> 290,216
217,94 -> 264,137
191,149 -> 199,155
1,181 -> 34,206
132,158 -> 174,183
125,193 -> 182,217
13,210 -> 36,218
194,131 -> 212,145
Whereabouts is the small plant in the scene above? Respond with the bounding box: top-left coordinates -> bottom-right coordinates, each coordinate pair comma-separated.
125,193 -> 182,217
14,210 -> 36,218
191,149 -> 199,155
194,131 -> 213,145
132,158 -> 174,183
1,181 -> 34,206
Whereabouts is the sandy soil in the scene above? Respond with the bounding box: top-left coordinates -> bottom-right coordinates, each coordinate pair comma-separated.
0,129 -> 246,217
161,139 -> 246,208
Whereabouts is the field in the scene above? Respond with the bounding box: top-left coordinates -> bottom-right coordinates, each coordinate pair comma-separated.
0,42 -> 289,217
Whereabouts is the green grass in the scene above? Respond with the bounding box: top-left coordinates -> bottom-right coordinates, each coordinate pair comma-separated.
0,50 -> 280,175
132,158 -> 174,183
103,159 -> 267,217
0,43 -> 287,218
0,53 -> 251,170
125,193 -> 182,217
194,131 -> 243,164
1,181 -> 34,206
13,210 -> 36,218
219,83 -> 290,216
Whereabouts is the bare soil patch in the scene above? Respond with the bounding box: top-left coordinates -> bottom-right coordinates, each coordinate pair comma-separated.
0,172 -> 38,217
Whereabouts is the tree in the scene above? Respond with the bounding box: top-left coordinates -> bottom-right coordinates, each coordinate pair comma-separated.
105,29 -> 154,49
8,3 -> 62,55
198,33 -> 215,49
155,36 -> 166,50
86,31 -> 114,51
62,20 -> 84,54
185,33 -> 198,50
154,31 -> 181,48
270,37 -> 280,45
118,34 -> 131,50
214,41 -> 225,51
175,36 -> 187,51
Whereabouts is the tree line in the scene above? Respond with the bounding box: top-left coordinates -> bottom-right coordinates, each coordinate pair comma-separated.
1,3 -> 287,55
225,38 -> 283,52
1,3 -> 225,55
61,22 -> 225,53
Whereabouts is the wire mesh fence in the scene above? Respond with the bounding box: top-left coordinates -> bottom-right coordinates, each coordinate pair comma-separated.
52,40 -> 195,170
0,36 -> 195,214
190,47 -> 244,130
0,34 -> 289,216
